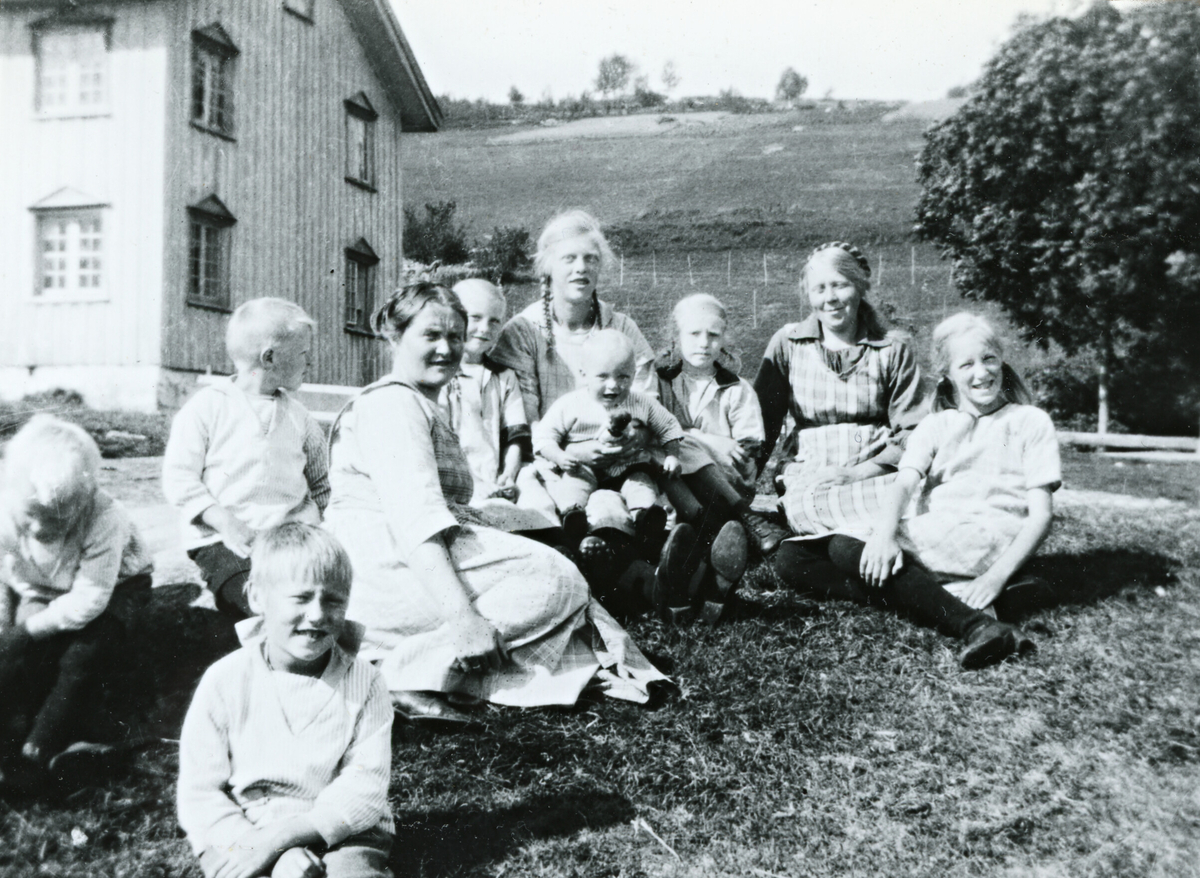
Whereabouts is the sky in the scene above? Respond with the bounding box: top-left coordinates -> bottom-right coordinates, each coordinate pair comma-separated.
389,0 -> 1084,105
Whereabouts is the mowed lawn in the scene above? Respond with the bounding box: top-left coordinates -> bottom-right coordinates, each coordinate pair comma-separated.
4,478 -> 1200,878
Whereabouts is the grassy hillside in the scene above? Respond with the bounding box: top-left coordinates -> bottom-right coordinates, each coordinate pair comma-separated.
402,106 -> 925,251
402,107 -> 1038,376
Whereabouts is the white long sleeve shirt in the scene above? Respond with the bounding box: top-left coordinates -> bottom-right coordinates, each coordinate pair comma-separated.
177,618 -> 394,854
162,380 -> 329,550
0,490 -> 152,637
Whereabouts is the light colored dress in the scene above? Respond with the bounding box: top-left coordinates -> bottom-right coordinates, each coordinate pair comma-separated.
323,378 -> 668,707
754,310 -> 924,537
656,357 -> 765,500
897,403 -> 1061,581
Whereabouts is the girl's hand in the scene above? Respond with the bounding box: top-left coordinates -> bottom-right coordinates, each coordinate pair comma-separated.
698,434 -> 746,467
661,455 -> 682,477
859,533 -> 904,588
944,575 -> 1005,610
488,484 -> 519,502
562,440 -> 612,469
271,848 -> 325,878
448,610 -> 509,673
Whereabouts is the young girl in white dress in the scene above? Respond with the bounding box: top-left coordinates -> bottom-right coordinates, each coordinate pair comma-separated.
832,313 -> 1057,668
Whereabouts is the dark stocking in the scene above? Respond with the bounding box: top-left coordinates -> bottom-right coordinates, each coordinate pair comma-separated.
826,536 -> 986,639
773,538 -> 863,600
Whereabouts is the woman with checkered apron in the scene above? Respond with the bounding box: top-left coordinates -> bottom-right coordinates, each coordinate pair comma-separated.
754,242 -> 924,549
324,283 -> 669,724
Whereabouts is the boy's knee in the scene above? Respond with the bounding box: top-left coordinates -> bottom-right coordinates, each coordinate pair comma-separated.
57,615 -> 123,675
585,490 -> 634,535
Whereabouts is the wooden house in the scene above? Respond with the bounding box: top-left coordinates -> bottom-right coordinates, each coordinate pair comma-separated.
0,0 -> 440,411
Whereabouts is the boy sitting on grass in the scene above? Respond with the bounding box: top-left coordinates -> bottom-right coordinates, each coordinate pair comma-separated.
178,523 -> 394,878
0,415 -> 153,791
163,298 -> 329,618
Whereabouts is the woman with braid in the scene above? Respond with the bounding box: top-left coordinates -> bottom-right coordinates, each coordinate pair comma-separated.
490,211 -> 699,599
753,242 -> 926,589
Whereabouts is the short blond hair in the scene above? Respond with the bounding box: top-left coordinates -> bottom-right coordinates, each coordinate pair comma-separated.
226,298 -> 315,368
249,522 -> 354,596
582,328 -> 635,367
672,293 -> 727,329
452,278 -> 506,311
2,414 -> 100,531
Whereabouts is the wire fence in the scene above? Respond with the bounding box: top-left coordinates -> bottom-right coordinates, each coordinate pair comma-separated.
507,244 -> 958,373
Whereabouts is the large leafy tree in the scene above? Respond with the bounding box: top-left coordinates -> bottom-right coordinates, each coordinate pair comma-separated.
915,2 -> 1200,433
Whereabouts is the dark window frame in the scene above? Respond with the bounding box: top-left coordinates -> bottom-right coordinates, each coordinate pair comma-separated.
344,238 -> 379,335
186,195 -> 237,312
344,93 -> 378,192
190,24 -> 239,140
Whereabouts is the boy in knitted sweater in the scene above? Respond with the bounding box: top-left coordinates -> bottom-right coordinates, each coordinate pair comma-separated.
163,298 -> 329,618
178,524 -> 393,878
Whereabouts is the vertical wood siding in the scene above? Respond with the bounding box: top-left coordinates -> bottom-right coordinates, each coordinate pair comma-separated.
0,5 -> 168,370
161,0 -> 404,386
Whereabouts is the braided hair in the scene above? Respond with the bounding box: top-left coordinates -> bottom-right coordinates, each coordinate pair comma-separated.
809,241 -> 871,278
802,240 -> 889,338
534,210 -> 614,354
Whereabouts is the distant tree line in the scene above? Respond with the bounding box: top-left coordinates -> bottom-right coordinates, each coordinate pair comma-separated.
436,57 -> 809,129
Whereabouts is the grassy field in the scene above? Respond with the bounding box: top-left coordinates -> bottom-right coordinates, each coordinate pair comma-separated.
5,108 -> 1200,877
4,473 -> 1200,877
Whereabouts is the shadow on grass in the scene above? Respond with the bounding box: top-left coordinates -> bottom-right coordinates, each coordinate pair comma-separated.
104,583 -> 239,741
1010,548 -> 1176,621
392,789 -> 633,877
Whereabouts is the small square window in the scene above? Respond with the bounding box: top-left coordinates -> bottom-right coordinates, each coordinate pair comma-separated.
35,23 -> 110,117
34,210 -> 105,299
344,94 -> 378,191
191,25 -> 238,139
344,238 -> 380,332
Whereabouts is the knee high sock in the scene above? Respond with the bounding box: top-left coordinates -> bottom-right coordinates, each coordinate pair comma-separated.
773,538 -> 864,600
26,614 -> 124,758
681,466 -> 747,545
826,536 -> 985,640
